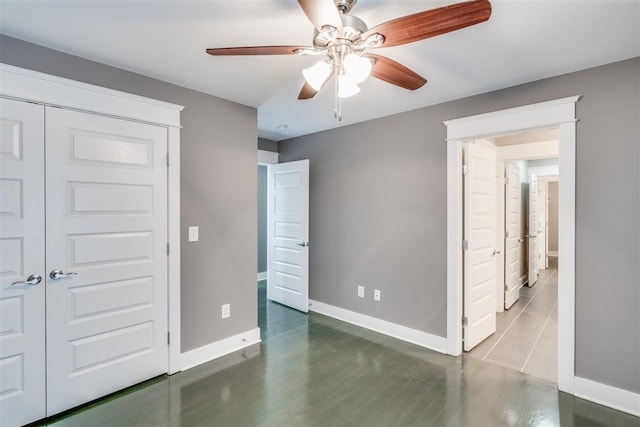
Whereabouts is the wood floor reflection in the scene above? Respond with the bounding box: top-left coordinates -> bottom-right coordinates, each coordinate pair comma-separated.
37,279 -> 637,426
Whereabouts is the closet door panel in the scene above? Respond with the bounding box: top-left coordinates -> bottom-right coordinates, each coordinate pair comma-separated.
0,98 -> 46,427
45,107 -> 168,416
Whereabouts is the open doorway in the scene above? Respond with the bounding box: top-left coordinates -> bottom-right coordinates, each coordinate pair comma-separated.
257,151 -> 311,340
462,129 -> 560,383
445,95 -> 580,394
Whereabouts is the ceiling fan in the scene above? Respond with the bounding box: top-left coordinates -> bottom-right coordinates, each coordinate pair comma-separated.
206,0 -> 492,120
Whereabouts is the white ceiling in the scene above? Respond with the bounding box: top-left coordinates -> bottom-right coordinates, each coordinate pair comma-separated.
1,0 -> 638,141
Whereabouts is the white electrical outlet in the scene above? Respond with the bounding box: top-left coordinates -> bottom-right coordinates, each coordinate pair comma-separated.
221,303 -> 230,319
374,289 -> 381,301
357,285 -> 365,298
188,226 -> 199,242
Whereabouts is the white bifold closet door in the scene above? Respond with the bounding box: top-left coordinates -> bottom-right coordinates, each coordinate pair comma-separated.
45,107 -> 169,415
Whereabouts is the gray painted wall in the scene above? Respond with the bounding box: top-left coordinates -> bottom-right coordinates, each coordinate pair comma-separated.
258,137 -> 278,153
548,182 -> 559,252
257,166 -> 267,274
279,58 -> 640,394
0,35 -> 258,353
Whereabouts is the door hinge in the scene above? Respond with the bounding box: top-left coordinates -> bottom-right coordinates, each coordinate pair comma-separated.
166,242 -> 170,256
167,332 -> 170,345
462,164 -> 469,175
462,240 -> 469,251
462,317 -> 468,327
505,230 -> 509,238
504,285 -> 509,291
166,153 -> 170,166
505,177 -> 509,185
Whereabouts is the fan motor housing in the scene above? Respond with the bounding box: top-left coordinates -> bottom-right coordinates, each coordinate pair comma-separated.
313,14 -> 368,48
335,0 -> 357,14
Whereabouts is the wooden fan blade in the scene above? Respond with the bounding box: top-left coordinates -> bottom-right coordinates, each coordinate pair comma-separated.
362,0 -> 491,48
298,74 -> 331,100
206,46 -> 310,56
297,0 -> 343,33
298,82 -> 319,100
365,53 -> 427,90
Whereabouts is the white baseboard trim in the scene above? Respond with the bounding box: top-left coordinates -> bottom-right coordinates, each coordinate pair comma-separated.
257,271 -> 267,281
309,299 -> 448,354
548,250 -> 558,257
574,376 -> 640,417
180,327 -> 261,372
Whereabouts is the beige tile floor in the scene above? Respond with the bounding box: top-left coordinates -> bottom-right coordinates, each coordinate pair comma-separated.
467,257 -> 558,383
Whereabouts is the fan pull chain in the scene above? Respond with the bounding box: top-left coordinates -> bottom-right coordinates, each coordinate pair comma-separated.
334,68 -> 342,121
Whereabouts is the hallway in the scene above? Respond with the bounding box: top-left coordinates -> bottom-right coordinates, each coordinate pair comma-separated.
467,258 -> 558,383
37,272 -> 637,426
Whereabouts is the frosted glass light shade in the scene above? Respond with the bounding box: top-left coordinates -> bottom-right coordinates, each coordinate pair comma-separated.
338,74 -> 360,98
343,53 -> 372,84
302,61 -> 332,90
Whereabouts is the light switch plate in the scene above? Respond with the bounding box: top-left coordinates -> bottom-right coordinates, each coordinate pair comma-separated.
357,286 -> 365,298
374,289 -> 381,301
221,303 -> 230,319
188,226 -> 199,242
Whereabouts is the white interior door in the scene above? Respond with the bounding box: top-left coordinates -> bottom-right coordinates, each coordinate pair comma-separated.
45,107 -> 169,415
537,180 -> 548,270
528,174 -> 539,286
0,98 -> 46,426
267,160 -> 309,313
504,162 -> 521,309
463,142 -> 497,351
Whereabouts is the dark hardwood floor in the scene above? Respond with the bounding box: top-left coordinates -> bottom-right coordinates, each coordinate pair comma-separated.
38,280 -> 638,426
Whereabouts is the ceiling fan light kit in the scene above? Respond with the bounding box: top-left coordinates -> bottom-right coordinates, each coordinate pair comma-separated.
206,0 -> 492,121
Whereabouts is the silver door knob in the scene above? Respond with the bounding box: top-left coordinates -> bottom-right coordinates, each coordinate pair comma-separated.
10,274 -> 42,287
49,269 -> 78,280
492,249 -> 501,256
296,242 -> 309,247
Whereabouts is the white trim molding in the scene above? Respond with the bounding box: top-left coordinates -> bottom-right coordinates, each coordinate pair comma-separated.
574,377 -> 640,417
444,95 -> 581,396
258,149 -> 279,165
0,63 -> 183,127
180,328 -> 261,372
257,271 -> 267,281
1,63 -> 184,375
309,300 -> 448,354
167,126 -> 182,375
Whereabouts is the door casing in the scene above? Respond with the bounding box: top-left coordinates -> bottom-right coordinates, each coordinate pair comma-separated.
0,63 -> 183,374
445,95 -> 580,394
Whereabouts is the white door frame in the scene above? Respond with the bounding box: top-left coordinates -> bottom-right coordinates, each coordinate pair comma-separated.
0,63 -> 184,374
258,150 -> 279,282
258,149 -> 279,166
445,95 -> 580,394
